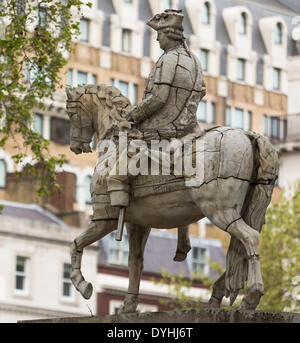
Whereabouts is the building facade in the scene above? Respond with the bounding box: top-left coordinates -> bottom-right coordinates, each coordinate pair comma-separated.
0,200 -> 98,322
0,0 -> 300,320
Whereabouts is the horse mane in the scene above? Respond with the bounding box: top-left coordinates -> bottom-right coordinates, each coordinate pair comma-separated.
67,84 -> 133,139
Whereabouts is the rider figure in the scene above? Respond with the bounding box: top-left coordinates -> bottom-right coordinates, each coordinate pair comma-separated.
107,9 -> 206,261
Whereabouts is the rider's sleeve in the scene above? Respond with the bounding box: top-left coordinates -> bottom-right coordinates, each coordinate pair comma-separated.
129,52 -> 178,123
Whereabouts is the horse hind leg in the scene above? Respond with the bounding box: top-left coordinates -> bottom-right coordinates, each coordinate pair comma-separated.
119,224 -> 151,313
70,219 -> 116,299
227,218 -> 264,310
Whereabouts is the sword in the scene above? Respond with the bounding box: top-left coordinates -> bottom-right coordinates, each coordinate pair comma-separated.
115,207 -> 126,241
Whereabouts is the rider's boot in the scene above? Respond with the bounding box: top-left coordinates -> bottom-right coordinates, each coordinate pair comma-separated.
173,226 -> 191,262
107,176 -> 130,208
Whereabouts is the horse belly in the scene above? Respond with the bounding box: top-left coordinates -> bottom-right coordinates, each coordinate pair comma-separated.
126,189 -> 202,228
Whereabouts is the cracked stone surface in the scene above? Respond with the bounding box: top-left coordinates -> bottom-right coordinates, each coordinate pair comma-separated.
20,308 -> 300,323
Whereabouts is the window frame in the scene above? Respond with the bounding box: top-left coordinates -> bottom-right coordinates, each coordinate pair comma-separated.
191,247 -> 207,276
0,158 -> 6,188
79,18 -> 90,43
121,29 -> 132,54
108,231 -> 129,266
200,48 -> 209,73
14,256 -> 30,296
61,263 -> 75,301
274,22 -> 282,45
33,113 -> 43,137
272,67 -> 281,91
201,2 -> 210,25
237,58 -> 246,82
238,12 -> 247,35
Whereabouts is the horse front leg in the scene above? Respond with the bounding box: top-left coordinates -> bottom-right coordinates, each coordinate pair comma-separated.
70,219 -> 116,299
120,224 -> 151,313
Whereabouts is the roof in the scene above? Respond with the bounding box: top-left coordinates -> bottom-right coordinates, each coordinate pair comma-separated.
99,228 -> 226,282
0,199 -> 65,226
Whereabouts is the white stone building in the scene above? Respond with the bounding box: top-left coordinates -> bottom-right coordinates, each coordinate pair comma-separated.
0,200 -> 98,323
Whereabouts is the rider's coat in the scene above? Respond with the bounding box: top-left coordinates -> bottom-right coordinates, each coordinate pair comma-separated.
134,45 -> 206,139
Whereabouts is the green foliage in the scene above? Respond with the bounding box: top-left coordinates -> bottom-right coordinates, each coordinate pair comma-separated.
0,0 -> 91,195
152,260 -> 225,310
258,181 -> 300,313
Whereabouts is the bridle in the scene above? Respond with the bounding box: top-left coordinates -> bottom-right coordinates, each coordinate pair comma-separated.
66,98 -> 94,144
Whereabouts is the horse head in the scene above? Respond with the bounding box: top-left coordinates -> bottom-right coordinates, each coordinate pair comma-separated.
66,86 -> 95,154
66,85 -> 132,154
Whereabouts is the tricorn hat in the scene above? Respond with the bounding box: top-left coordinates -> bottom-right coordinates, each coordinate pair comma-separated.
147,9 -> 184,32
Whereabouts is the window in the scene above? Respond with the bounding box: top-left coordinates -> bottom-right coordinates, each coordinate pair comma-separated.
108,231 -> 129,265
85,175 -> 92,204
67,69 -> 73,86
79,18 -> 89,42
225,106 -> 231,126
202,2 -> 210,24
37,6 -> 47,28
233,108 -> 244,129
33,113 -> 43,137
197,101 -> 214,123
245,111 -> 252,130
73,174 -> 77,202
200,49 -> 209,72
237,58 -> 246,81
274,23 -> 282,44
50,117 -> 70,145
210,102 -> 215,124
129,84 -> 138,105
77,71 -> 88,86
16,0 -> 25,17
122,29 -> 131,53
0,159 -> 6,188
273,68 -> 281,91
263,115 -> 268,135
15,256 -> 29,293
238,12 -> 247,35
162,0 -> 172,10
197,101 -> 207,122
24,61 -> 38,83
271,117 -> 279,138
62,263 -> 74,299
119,81 -> 129,97
91,74 -> 97,85
192,247 -> 207,275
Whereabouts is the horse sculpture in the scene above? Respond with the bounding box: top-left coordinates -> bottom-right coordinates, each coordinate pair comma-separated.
66,84 -> 278,312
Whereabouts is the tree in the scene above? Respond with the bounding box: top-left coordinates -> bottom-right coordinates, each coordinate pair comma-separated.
0,0 -> 90,196
258,181 -> 300,313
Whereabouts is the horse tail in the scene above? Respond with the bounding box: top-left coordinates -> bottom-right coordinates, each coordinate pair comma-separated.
225,134 -> 279,305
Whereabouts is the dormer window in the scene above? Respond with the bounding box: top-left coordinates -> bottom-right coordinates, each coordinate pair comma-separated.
202,2 -> 210,25
122,29 -> 132,53
274,22 -> 282,44
238,12 -> 247,35
162,0 -> 172,10
237,58 -> 246,81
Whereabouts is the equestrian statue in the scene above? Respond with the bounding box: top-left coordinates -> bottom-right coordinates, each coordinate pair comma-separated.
66,9 -> 279,313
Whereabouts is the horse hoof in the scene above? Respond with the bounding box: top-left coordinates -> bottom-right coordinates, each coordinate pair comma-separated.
204,296 -> 222,308
79,281 -> 93,299
239,290 -> 262,311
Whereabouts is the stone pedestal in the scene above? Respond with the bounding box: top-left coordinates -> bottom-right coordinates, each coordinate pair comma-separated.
19,308 -> 300,323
